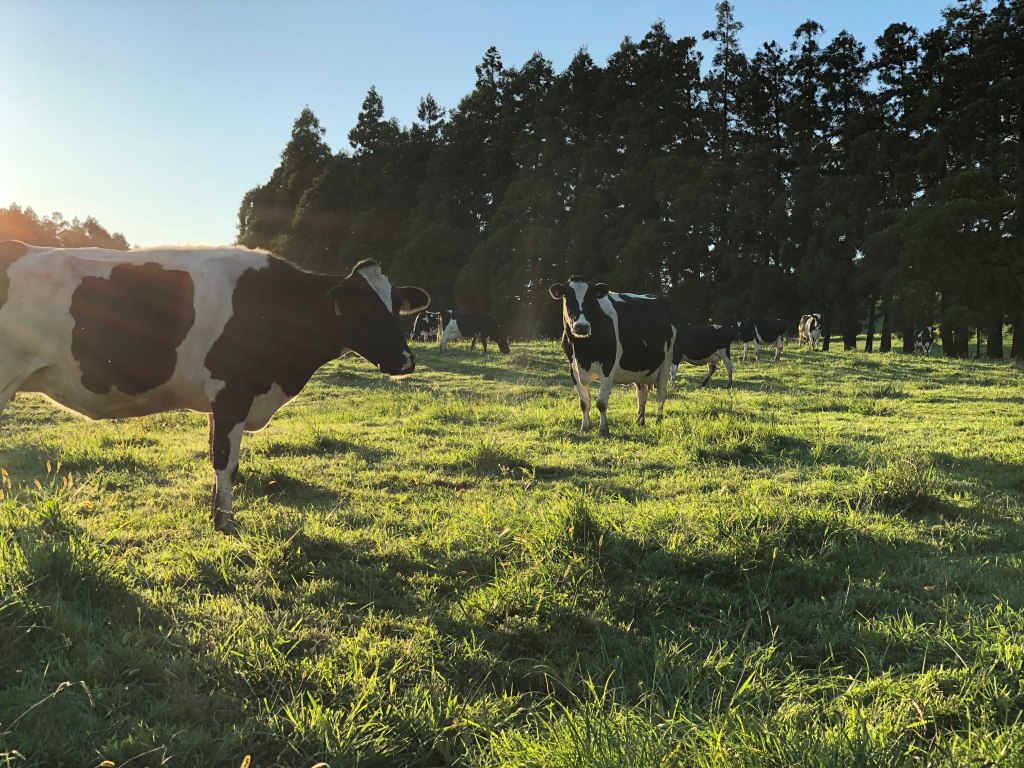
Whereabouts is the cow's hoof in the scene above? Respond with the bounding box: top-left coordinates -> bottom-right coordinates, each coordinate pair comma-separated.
214,515 -> 238,536
599,426 -> 610,437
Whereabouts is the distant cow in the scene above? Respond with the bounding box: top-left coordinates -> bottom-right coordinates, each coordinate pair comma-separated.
736,318 -> 786,361
549,277 -> 676,436
798,313 -> 822,349
914,325 -> 935,355
672,324 -> 734,389
438,311 -> 511,353
410,310 -> 441,341
0,241 -> 429,534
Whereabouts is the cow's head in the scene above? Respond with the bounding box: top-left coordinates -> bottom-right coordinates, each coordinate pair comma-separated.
549,277 -> 609,339
736,318 -> 755,341
328,260 -> 430,376
494,325 -> 512,354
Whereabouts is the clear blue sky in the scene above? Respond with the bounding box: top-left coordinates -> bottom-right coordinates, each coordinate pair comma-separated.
2,1 -> 954,248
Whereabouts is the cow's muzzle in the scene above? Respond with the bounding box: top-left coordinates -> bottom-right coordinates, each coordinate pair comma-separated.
571,322 -> 591,338
380,351 -> 415,376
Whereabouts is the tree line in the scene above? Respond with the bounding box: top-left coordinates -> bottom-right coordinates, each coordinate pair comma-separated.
0,205 -> 129,251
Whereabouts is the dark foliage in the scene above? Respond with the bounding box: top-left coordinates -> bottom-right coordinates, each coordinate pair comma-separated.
238,1 -> 1021,355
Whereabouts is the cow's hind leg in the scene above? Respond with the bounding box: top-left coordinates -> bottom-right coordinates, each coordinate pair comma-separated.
595,377 -> 616,436
722,351 -> 733,389
654,364 -> 671,424
635,383 -> 649,425
701,361 -> 716,387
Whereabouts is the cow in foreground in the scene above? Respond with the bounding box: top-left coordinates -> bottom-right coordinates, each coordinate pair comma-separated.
549,278 -> 676,436
438,311 -> 511,353
914,326 -> 935,355
672,324 -> 734,389
0,241 -> 429,534
798,313 -> 822,349
736,318 -> 786,361
410,310 -> 441,341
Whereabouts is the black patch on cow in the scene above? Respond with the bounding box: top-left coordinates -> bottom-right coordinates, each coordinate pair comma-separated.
674,325 -> 734,364
0,240 -> 29,311
71,262 -> 196,395
205,258 -> 343,403
611,296 -> 675,374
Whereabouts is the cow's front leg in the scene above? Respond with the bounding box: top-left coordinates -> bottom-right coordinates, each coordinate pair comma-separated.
774,338 -> 783,361
635,383 -> 649,425
209,395 -> 251,534
596,377 -> 614,436
574,375 -> 592,432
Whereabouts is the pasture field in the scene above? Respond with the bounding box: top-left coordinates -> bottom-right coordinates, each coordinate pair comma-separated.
2,340 -> 1023,767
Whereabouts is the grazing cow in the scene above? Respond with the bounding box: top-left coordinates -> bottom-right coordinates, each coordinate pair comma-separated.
914,325 -> 935,355
736,318 -> 786,361
0,240 -> 429,534
798,313 -> 823,349
438,310 -> 511,353
549,277 -> 676,436
672,324 -> 734,389
410,310 -> 441,342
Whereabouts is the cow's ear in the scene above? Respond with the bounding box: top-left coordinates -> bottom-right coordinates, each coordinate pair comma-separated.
592,283 -> 610,299
397,286 -> 430,315
549,283 -> 565,299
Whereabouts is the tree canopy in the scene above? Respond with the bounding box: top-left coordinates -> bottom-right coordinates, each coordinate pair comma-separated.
235,0 -> 1022,357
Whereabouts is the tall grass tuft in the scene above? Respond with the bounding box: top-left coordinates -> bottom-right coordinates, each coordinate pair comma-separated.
858,453 -> 937,514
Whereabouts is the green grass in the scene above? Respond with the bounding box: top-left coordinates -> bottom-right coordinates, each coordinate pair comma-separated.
2,341 -> 1024,767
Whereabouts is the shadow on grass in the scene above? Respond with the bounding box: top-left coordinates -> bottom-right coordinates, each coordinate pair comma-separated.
1,506 -> 251,763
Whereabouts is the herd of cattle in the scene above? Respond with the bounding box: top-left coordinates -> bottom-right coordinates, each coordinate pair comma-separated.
0,241 -> 938,532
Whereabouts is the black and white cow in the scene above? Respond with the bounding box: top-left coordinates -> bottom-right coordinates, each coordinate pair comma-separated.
0,241 -> 429,534
672,324 -> 734,389
914,325 -> 935,355
736,318 -> 787,362
410,310 -> 441,342
438,311 -> 511,353
798,313 -> 822,349
549,277 -> 676,436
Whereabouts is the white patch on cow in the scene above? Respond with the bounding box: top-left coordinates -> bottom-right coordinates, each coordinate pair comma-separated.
615,293 -> 658,301
357,262 -> 394,313
438,318 -> 462,352
566,280 -> 590,332
246,383 -> 292,431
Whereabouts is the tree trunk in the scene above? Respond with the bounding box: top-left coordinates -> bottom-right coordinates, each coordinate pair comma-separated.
821,317 -> 830,351
1011,312 -> 1024,360
943,325 -> 969,358
902,326 -> 916,354
879,299 -> 892,352
864,296 -> 876,352
986,314 -> 1004,359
